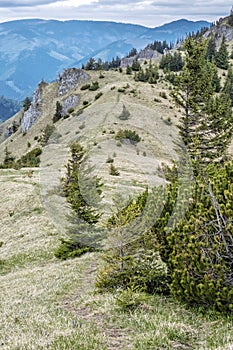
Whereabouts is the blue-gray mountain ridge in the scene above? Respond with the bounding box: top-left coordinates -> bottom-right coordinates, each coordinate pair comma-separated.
0,18 -> 210,102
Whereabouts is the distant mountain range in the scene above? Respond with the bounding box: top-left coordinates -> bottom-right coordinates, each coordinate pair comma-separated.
0,18 -> 210,101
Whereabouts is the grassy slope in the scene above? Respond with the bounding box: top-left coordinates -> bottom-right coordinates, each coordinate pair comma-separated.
0,67 -> 181,220
0,169 -> 233,349
0,67 -> 233,349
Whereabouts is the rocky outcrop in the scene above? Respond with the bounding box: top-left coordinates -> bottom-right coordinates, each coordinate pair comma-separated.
61,94 -> 79,115
121,48 -> 160,68
58,68 -> 89,96
204,17 -> 233,48
21,82 -> 45,133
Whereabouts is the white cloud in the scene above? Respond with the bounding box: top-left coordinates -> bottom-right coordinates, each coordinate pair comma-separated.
0,0 -> 231,27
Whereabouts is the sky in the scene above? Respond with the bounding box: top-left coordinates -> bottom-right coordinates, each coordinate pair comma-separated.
0,0 -> 232,28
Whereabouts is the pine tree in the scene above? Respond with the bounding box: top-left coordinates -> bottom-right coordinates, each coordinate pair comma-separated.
223,66 -> 233,105
215,36 -> 229,70
55,142 -> 103,259
53,101 -> 63,123
166,163 -> 233,312
206,36 -> 216,61
63,142 -> 102,224
23,97 -> 31,111
171,37 -> 232,170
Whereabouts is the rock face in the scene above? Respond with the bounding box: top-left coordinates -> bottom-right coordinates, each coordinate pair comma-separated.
121,48 -> 160,67
204,16 -> 233,47
61,94 -> 79,115
58,68 -> 89,96
20,68 -> 89,132
21,82 -> 45,133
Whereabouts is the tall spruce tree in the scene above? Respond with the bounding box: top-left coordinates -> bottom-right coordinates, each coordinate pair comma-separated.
223,66 -> 233,105
206,36 -> 216,61
171,37 -> 232,170
215,36 -> 229,70
55,142 -> 104,259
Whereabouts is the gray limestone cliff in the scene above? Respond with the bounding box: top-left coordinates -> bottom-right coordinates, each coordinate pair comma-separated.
21,82 -> 45,133
58,68 -> 89,96
121,48 -> 160,68
20,68 -> 89,132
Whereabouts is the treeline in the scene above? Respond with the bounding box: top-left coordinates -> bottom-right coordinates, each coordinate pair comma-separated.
82,56 -> 121,71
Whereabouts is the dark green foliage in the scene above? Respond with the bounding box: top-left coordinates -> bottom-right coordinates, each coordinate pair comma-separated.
222,66 -> 233,105
126,65 -> 132,75
63,142 -> 102,224
164,71 -> 179,85
206,36 -> 216,61
106,156 -> 114,163
211,63 -> 221,92
131,59 -> 141,71
147,40 -> 171,53
134,62 -> 159,84
53,101 -> 63,123
56,142 -> 103,259
96,190 -> 170,294
126,48 -> 137,58
159,91 -> 167,99
80,83 -> 91,90
84,56 -> 121,71
95,92 -> 103,100
23,96 -> 31,112
109,163 -> 120,176
7,120 -> 20,136
215,36 -> 229,70
159,52 -> 184,72
0,147 -> 15,168
54,238 -> 93,260
0,147 -> 42,169
96,248 -> 169,294
166,163 -> 233,312
89,81 -> 99,91
39,124 -> 56,146
16,147 -> 42,168
114,288 -> 149,312
85,57 -> 95,70
115,129 -> 141,145
171,37 -> 233,169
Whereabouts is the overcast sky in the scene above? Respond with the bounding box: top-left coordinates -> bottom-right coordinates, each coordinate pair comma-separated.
0,0 -> 232,28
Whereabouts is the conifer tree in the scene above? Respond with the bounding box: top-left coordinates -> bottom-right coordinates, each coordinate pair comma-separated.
223,66 -> 233,105
55,142 -> 103,259
206,36 -> 216,61
167,162 -> 233,312
171,37 -> 232,170
53,101 -> 63,123
215,36 -> 229,70
23,97 -> 31,111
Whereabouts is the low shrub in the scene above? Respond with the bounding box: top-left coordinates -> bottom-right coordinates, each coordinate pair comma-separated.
54,238 -> 93,260
115,129 -> 141,145
95,92 -> 103,100
80,83 -> 91,90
